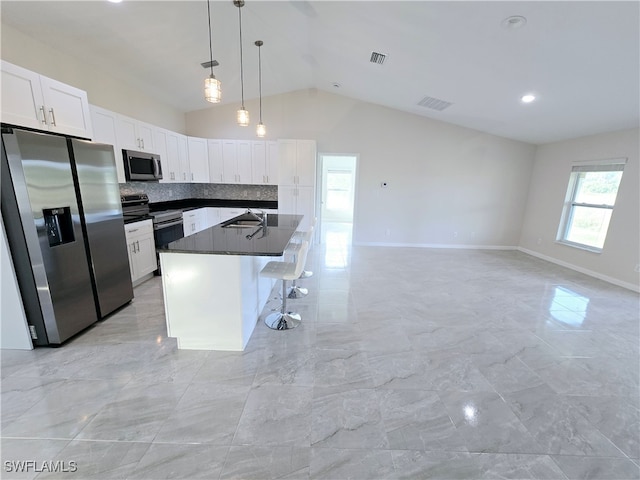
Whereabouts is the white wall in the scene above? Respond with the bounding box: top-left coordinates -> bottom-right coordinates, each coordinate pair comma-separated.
1,23 -> 186,133
187,89 -> 537,247
519,128 -> 640,290
1,214 -> 33,350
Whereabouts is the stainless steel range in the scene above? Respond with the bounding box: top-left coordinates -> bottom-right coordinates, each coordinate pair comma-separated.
121,193 -> 151,224
150,209 -> 184,247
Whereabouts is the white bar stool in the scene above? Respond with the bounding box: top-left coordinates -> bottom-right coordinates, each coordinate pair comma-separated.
260,240 -> 310,330
290,217 -> 316,280
285,225 -> 314,299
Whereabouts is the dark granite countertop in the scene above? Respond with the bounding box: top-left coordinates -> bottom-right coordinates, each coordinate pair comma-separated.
150,198 -> 277,213
157,214 -> 302,256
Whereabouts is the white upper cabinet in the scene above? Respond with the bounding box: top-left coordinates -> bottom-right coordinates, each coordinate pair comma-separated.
236,140 -> 252,184
251,141 -> 267,184
267,141 -> 279,185
154,128 -> 174,183
117,114 -> 155,152
221,140 -> 253,184
222,140 -> 237,183
1,60 -> 92,138
176,133 -> 190,182
207,139 -> 224,183
187,136 -> 209,183
278,139 -> 316,186
251,140 -> 278,185
90,105 -> 125,182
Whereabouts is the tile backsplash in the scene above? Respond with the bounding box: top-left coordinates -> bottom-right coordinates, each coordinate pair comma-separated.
119,182 -> 277,203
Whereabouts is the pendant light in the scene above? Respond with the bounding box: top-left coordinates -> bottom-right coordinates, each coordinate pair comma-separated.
255,40 -> 266,137
234,0 -> 249,126
204,0 -> 221,103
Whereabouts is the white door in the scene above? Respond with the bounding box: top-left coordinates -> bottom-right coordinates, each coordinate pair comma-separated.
318,154 -> 358,245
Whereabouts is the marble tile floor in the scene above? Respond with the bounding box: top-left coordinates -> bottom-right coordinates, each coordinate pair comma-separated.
2,224 -> 639,479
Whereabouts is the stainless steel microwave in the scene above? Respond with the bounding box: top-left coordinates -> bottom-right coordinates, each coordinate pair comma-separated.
122,149 -> 163,181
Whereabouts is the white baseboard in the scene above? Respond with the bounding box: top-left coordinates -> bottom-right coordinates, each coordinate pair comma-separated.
518,247 -> 640,293
353,241 -> 517,251
348,241 -> 639,292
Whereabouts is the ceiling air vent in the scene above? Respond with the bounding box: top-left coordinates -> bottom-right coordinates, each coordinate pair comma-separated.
417,95 -> 453,111
369,51 -> 387,65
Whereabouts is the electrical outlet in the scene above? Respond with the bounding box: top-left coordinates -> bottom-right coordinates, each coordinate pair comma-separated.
635,264 -> 640,273
536,237 -> 542,245
453,231 -> 458,238
385,228 -> 391,237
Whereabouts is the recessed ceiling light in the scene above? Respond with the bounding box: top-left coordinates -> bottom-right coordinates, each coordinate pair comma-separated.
108,0 -> 123,3
501,15 -> 527,29
521,94 -> 536,103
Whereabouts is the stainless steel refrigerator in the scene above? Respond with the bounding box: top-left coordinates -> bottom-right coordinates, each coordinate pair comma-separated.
1,127 -> 133,346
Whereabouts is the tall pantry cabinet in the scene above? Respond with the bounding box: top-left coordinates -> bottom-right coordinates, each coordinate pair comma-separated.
277,139 -> 316,230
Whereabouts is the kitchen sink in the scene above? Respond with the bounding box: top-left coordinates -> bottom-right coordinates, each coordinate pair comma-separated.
220,211 -> 266,229
222,220 -> 263,228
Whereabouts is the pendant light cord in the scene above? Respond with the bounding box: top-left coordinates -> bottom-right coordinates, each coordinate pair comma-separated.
207,0 -> 214,76
258,43 -> 262,123
238,5 -> 245,109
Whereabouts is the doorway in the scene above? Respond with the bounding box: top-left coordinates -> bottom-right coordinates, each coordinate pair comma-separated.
318,154 -> 358,251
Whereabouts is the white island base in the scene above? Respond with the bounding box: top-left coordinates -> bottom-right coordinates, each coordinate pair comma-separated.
159,252 -> 276,351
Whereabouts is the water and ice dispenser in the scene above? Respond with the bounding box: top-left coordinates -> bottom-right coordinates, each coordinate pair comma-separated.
43,207 -> 74,247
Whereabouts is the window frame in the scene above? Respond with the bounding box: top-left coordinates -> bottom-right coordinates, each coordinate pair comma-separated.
556,159 -> 626,253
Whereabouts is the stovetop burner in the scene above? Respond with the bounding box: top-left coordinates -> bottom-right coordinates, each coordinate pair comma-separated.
121,193 -> 150,224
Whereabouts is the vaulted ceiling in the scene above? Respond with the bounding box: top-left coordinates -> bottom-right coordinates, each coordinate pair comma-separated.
2,1 -> 638,144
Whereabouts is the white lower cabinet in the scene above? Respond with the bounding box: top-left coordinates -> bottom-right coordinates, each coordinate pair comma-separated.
278,186 -> 315,230
183,208 -> 215,236
124,220 -> 156,284
205,207 -> 220,228
219,208 -> 245,223
183,210 -> 201,237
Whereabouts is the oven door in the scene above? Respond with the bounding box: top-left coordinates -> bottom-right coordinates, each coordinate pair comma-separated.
154,219 -> 184,247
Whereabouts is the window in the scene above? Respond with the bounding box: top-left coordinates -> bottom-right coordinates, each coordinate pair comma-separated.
325,170 -> 353,211
557,159 -> 625,251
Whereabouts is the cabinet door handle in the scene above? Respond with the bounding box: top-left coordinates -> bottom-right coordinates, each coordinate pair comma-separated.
136,240 -> 140,252
48,108 -> 57,126
191,173 -> 194,181
141,139 -> 145,150
128,228 -> 138,233
39,106 -> 47,125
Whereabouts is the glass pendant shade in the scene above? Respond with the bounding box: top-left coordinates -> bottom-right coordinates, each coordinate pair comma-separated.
237,108 -> 250,126
256,122 -> 266,137
204,75 -> 221,103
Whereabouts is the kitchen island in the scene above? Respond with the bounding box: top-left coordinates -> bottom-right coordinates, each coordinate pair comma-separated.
158,213 -> 303,351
